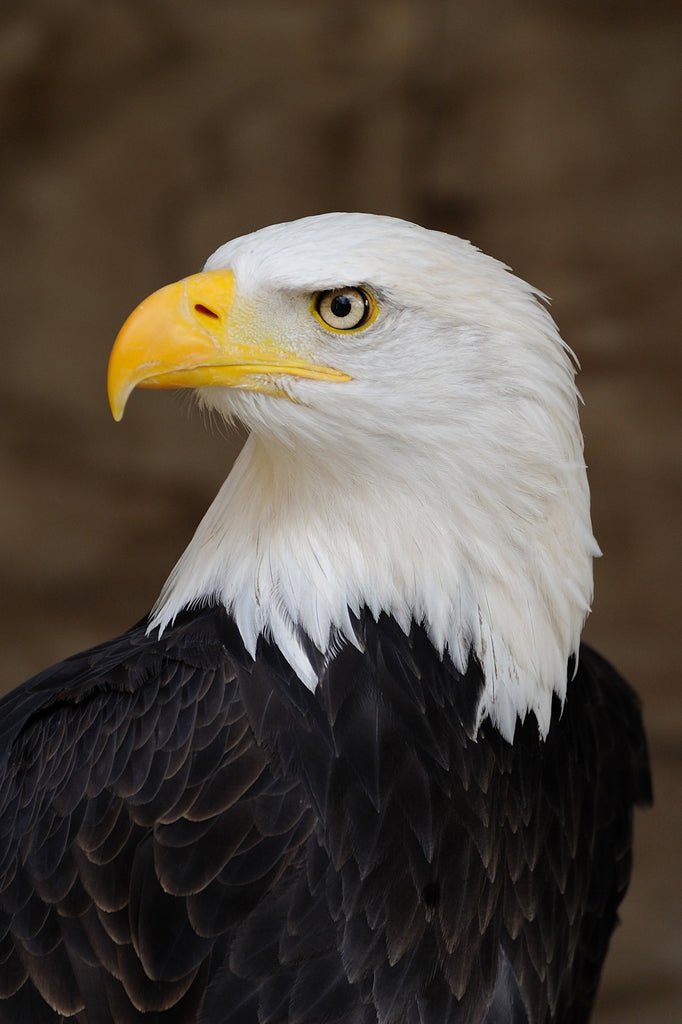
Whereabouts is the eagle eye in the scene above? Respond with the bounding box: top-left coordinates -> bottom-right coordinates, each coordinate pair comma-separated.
314,287 -> 373,331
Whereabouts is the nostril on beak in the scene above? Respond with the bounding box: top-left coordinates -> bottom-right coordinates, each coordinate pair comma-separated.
194,303 -> 220,320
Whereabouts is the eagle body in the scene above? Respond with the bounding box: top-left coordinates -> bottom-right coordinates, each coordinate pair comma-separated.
0,607 -> 648,1024
0,214 -> 650,1022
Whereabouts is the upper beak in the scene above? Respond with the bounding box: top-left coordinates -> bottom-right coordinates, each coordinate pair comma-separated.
107,268 -> 351,420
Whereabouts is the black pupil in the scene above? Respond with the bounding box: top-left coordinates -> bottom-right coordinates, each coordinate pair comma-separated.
330,294 -> 353,319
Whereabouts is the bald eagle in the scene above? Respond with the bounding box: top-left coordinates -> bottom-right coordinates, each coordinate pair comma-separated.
0,214 -> 650,1024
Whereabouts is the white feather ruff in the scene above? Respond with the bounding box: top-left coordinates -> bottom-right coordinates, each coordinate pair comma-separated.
149,214 -> 599,742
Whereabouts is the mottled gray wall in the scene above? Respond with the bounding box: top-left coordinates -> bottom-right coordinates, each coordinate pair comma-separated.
0,2 -> 679,1019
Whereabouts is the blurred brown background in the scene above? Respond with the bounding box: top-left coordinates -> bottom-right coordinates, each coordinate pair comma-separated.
0,1 -> 679,1020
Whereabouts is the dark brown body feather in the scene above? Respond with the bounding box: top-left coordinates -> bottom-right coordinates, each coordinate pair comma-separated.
0,606 -> 650,1023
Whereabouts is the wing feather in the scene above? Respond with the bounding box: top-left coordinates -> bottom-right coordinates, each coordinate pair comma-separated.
0,608 -> 650,1023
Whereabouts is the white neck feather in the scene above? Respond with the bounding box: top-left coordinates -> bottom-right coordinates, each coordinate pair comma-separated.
150,395 -> 598,742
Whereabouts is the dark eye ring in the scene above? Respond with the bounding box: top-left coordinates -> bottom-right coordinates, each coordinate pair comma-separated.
315,287 -> 373,331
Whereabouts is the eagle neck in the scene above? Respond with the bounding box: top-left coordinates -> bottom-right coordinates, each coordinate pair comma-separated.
150,426 -> 596,743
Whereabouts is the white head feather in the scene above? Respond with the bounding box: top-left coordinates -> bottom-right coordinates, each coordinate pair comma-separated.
149,213 -> 599,741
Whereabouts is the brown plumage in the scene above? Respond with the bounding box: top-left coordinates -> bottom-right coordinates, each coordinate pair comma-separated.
0,607 -> 650,1022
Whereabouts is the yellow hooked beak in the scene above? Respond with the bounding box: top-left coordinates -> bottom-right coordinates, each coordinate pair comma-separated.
107,269 -> 351,420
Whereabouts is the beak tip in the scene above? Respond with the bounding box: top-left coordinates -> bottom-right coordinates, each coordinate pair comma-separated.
107,381 -> 128,422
